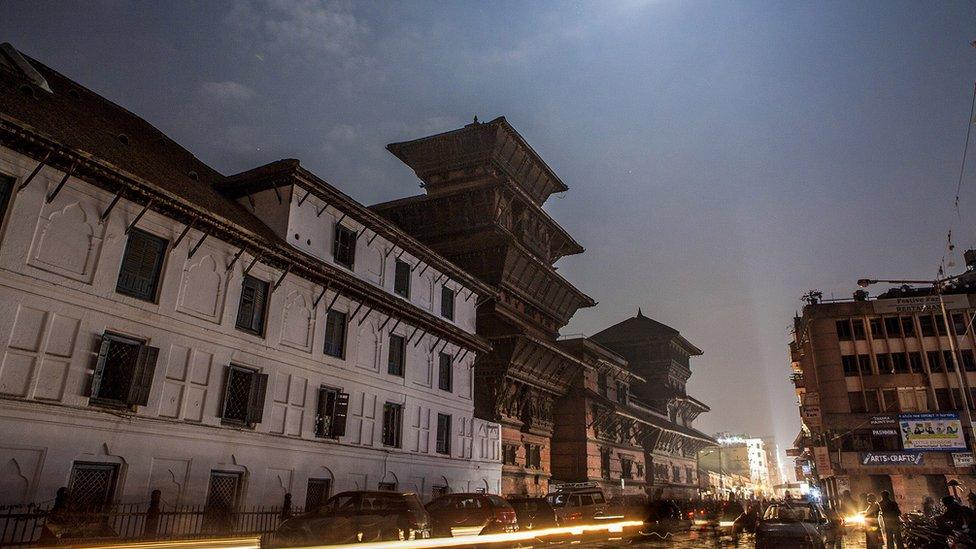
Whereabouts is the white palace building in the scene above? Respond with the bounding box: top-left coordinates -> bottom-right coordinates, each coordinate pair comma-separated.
0,43 -> 501,511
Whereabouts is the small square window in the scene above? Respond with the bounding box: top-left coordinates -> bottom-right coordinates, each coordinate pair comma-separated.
220,365 -> 268,427
388,334 -> 405,377
116,228 -> 168,302
441,286 -> 455,321
90,333 -> 159,408
333,223 -> 357,269
235,275 -> 269,336
394,259 -> 411,298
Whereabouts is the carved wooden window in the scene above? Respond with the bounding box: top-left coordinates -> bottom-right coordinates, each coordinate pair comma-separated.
305,478 -> 332,511
436,413 -> 451,455
382,402 -> 403,448
333,223 -> 356,269
440,286 -> 455,321
388,334 -> 405,377
597,372 -> 608,397
394,259 -> 411,298
315,386 -> 349,438
90,332 -> 159,408
620,456 -> 634,479
324,310 -> 348,358
502,444 -> 518,466
116,228 -> 167,302
523,443 -> 541,469
438,352 -> 452,392
219,365 -> 268,427
235,275 -> 269,336
68,462 -> 118,513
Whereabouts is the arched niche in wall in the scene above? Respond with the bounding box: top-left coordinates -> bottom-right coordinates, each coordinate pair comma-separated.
28,200 -> 103,283
177,253 -> 225,323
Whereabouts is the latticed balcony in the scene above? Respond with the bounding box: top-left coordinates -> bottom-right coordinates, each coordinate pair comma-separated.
790,372 -> 805,388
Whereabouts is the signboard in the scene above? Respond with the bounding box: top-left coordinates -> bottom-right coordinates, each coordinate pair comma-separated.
813,446 -> 832,476
835,475 -> 851,494
861,452 -> 925,466
873,294 -> 970,314
870,415 -> 897,426
899,413 -> 966,451
801,393 -> 822,430
786,448 -> 802,457
872,428 -> 899,437
953,453 -> 974,468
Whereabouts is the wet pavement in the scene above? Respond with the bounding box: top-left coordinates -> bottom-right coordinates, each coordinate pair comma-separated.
577,531 -> 872,547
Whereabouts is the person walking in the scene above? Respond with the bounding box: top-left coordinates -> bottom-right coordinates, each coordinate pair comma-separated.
863,493 -> 883,549
878,491 -> 904,549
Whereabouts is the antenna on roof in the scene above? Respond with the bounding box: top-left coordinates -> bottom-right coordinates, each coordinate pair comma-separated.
0,43 -> 52,94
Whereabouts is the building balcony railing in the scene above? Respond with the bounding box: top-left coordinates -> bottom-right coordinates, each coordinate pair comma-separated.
790,373 -> 805,388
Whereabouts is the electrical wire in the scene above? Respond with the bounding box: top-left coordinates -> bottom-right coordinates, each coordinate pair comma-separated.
940,82 -> 976,278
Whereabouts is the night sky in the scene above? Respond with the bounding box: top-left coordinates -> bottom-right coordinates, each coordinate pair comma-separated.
3,0 -> 976,476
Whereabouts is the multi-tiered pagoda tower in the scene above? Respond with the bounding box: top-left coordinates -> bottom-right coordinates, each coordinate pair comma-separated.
374,117 -> 595,495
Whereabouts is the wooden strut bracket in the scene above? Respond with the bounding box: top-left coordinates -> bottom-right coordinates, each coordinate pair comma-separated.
463,289 -> 475,302
453,346 -> 466,362
312,284 -> 331,308
418,263 -> 430,277
438,338 -> 450,354
335,213 -> 347,225
433,273 -> 446,286
272,186 -> 282,204
242,253 -> 262,277
324,292 -> 341,314
367,232 -> 380,246
124,199 -> 154,234
246,194 -> 256,211
429,336 -> 443,352
297,190 -> 311,206
45,162 -> 76,204
356,306 -> 373,326
226,246 -> 246,272
384,241 -> 399,257
387,319 -> 401,334
17,151 -> 51,191
171,218 -> 197,252
458,349 -> 471,364
186,231 -> 210,260
271,264 -> 292,293
316,202 -> 329,217
412,329 -> 428,347
407,325 -> 423,344
411,261 -> 424,273
349,301 -> 365,321
99,191 -> 124,224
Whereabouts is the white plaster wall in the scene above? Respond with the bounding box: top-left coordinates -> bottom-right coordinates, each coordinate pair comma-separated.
0,146 -> 500,506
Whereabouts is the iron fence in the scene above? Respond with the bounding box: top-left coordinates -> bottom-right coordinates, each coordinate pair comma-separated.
0,493 -> 300,547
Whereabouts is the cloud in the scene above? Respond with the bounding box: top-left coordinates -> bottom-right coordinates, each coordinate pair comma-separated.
200,81 -> 255,101
226,0 -> 369,59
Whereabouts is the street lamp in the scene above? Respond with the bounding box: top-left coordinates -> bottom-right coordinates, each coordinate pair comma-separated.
856,275 -> 976,456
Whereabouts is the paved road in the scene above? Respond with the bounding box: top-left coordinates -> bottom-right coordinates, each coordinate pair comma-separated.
578,532 -> 871,547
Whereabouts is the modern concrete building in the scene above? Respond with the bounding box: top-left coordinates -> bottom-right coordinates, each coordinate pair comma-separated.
0,44 -> 502,510
790,277 -> 976,511
699,434 -> 773,497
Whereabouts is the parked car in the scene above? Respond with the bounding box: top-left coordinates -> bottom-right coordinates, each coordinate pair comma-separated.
425,493 -> 518,537
545,485 -> 609,525
608,494 -> 648,521
755,502 -> 829,549
507,497 -> 558,531
273,491 -> 430,546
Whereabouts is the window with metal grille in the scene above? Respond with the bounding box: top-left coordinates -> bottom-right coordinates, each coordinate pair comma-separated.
441,286 -> 455,321
68,462 -> 118,513
377,481 -> 397,491
382,402 -> 403,447
220,365 -> 268,426
206,471 -> 242,513
432,485 -> 449,498
90,333 -> 159,408
438,352 -> 452,392
388,334 -> 405,377
236,275 -> 269,336
333,223 -> 356,269
315,386 -> 349,438
116,228 -> 168,302
0,174 -> 14,227
324,310 -> 347,358
436,413 -> 451,455
305,478 -> 332,511
600,448 -> 611,480
394,259 -> 411,298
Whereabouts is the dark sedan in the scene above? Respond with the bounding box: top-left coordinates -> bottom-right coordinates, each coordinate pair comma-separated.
507,497 -> 558,531
426,493 -> 518,538
273,491 -> 430,547
755,502 -> 829,549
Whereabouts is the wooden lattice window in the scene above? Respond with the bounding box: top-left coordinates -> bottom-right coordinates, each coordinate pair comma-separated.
438,353 -> 452,392
116,228 -> 167,302
220,365 -> 268,426
90,333 -> 159,408
333,223 -> 356,269
394,259 -> 411,298
436,413 -> 452,455
235,275 -> 269,336
315,386 -> 349,438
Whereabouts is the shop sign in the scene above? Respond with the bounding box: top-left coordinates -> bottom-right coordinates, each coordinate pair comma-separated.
872,428 -> 899,437
899,413 -> 966,451
835,475 -> 851,494
813,446 -> 832,475
952,452 -> 974,468
870,415 -> 897,426
873,294 -> 969,314
860,452 -> 924,466
786,448 -> 802,457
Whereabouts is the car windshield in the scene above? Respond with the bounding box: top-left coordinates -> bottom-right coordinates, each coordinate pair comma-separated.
320,493 -> 359,516
511,499 -> 544,512
763,504 -> 820,523
360,494 -> 406,513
